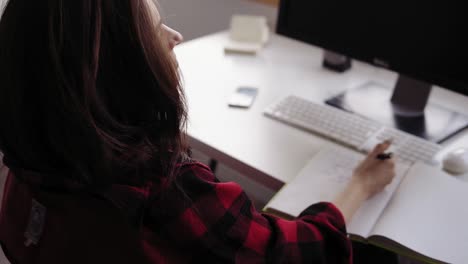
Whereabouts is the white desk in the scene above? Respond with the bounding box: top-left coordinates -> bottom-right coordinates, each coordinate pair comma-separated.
175,31 -> 468,190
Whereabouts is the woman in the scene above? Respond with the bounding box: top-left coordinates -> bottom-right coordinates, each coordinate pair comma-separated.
0,0 -> 395,263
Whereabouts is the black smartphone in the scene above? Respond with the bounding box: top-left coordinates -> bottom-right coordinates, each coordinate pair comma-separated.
228,86 -> 258,108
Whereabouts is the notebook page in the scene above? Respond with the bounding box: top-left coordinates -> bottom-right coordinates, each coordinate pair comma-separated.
264,145 -> 408,238
369,162 -> 468,264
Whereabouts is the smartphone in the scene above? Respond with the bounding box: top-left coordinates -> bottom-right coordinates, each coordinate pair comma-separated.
228,87 -> 258,108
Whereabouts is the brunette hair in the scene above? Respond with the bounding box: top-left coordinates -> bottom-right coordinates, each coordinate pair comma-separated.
0,0 -> 188,186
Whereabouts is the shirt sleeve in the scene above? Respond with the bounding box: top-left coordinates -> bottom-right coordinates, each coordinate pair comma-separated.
148,161 -> 352,263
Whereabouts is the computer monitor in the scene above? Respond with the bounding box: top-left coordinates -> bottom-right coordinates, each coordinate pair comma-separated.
276,0 -> 468,143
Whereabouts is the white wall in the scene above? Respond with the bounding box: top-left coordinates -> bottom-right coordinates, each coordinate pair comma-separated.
0,0 -> 5,15
1,0 -> 278,41
158,0 -> 278,41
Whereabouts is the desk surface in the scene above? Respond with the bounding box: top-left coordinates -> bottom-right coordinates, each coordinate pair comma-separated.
175,31 -> 468,190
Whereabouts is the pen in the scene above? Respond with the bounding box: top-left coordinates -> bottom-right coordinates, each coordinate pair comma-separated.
377,152 -> 393,160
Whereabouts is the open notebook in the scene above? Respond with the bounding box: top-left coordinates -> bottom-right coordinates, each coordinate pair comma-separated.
264,145 -> 468,264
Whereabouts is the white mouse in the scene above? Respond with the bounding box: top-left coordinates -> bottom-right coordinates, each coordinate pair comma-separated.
442,148 -> 468,175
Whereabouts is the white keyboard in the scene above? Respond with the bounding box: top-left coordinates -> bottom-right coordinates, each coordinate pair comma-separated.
264,95 -> 442,165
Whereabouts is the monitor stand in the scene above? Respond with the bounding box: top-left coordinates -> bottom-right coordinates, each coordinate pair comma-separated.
325,75 -> 468,143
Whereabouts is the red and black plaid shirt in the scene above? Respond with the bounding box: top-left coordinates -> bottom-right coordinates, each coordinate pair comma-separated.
0,159 -> 352,263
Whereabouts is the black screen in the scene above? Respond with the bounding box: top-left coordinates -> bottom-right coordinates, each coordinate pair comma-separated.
277,0 -> 468,95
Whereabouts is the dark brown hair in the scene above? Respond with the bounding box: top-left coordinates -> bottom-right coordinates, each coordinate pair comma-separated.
0,0 -> 188,187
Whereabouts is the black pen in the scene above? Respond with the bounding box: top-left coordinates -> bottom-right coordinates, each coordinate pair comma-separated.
377,152 -> 393,160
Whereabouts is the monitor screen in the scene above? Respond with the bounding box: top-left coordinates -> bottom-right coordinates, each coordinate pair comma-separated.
277,0 -> 468,96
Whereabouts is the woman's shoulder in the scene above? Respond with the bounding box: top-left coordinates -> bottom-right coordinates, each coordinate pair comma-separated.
176,159 -> 216,184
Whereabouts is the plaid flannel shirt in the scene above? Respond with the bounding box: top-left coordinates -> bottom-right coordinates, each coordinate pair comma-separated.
144,161 -> 352,263
0,159 -> 352,263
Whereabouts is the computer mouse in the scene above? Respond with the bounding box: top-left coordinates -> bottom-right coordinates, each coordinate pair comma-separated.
442,148 -> 468,175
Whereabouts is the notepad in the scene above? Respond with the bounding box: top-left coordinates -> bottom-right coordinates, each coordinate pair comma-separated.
264,145 -> 468,264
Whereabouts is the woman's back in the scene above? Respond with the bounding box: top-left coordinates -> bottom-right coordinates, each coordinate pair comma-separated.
0,0 -> 192,262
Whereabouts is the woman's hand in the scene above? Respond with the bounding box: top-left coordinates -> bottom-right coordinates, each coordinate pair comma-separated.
351,141 -> 396,199
333,141 -> 396,223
